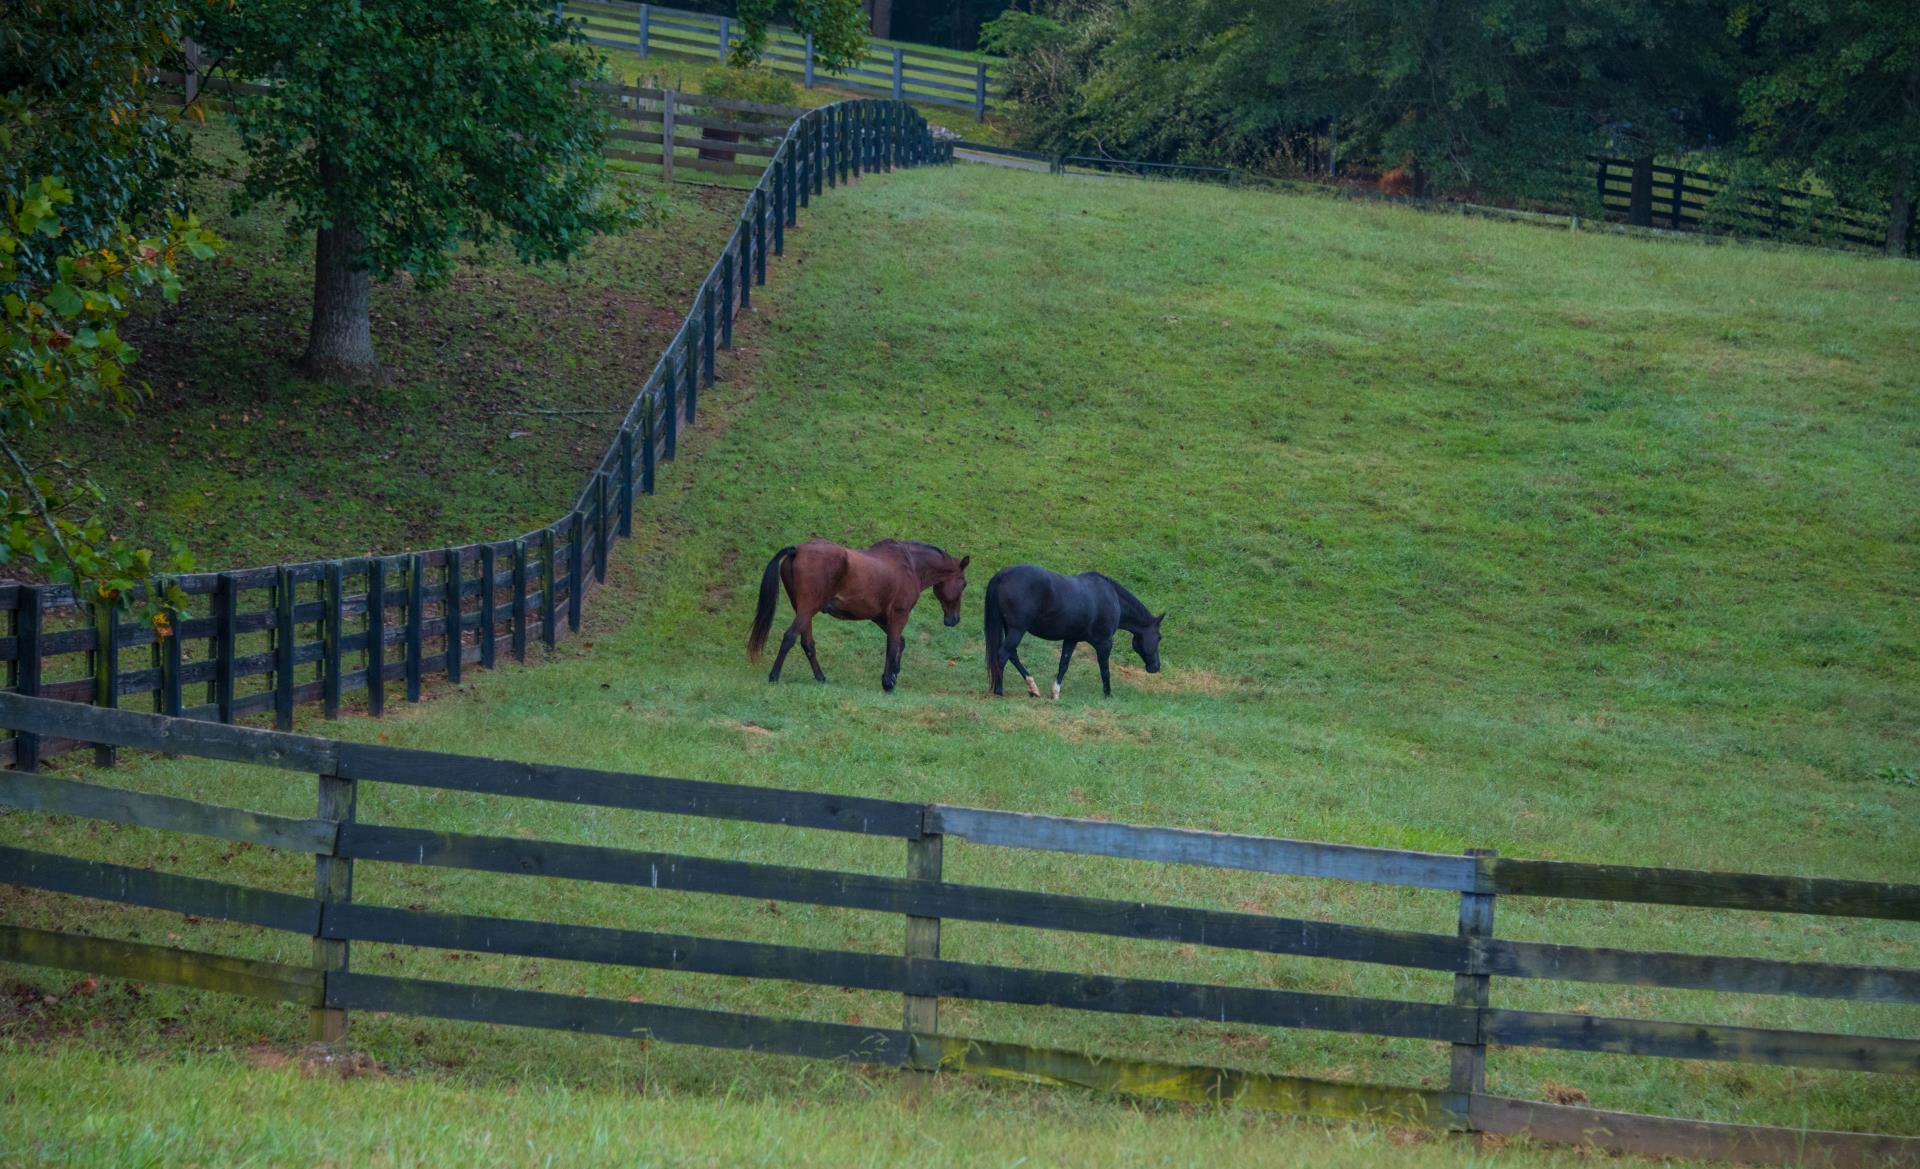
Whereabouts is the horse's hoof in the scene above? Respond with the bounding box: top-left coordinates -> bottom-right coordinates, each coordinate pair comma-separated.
1051,681 -> 1061,701
1024,677 -> 1041,698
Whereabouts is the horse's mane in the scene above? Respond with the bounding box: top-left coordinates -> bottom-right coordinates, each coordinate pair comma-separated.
1090,572 -> 1154,624
873,538 -> 951,560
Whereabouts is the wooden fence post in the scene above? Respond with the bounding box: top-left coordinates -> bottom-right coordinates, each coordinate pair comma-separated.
720,249 -> 735,348
803,32 -> 815,87
891,47 -> 904,100
365,558 -> 386,716
443,546 -> 463,683
539,528 -> 558,649
618,429 -> 635,537
92,602 -> 118,767
510,539 -> 529,663
637,2 -> 649,57
323,562 -> 344,719
660,89 -> 676,184
717,15 -> 729,60
593,473 -> 610,583
663,357 -> 680,459
642,398 -> 657,494
904,822 -> 943,1039
754,189 -> 768,284
812,113 -> 824,197
738,218 -> 753,308
683,333 -> 699,426
310,770 -> 356,1042
405,553 -> 425,702
272,568 -> 295,732
974,62 -> 987,122
13,587 -> 42,772
701,285 -> 716,385
1629,158 -> 1653,227
1450,848 -> 1497,1101
566,513 -> 584,633
478,543 -> 497,671
773,158 -> 786,255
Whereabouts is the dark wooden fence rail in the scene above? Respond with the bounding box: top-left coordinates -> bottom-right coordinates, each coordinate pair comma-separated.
1591,155 -> 1903,252
563,0 -> 1005,120
0,695 -> 1914,1167
2,95 -> 952,774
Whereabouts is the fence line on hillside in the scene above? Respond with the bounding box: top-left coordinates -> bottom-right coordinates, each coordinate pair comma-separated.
1590,155 -> 1902,252
0,694 -> 1914,1166
563,0 -> 1004,120
4,91 -> 952,773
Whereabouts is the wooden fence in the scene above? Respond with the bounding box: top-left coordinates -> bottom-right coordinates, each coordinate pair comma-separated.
1593,155 -> 1903,252
563,0 -> 1005,119
0,692 -> 1914,1166
4,94 -> 951,772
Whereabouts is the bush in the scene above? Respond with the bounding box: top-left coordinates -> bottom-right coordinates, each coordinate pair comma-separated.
699,65 -> 798,108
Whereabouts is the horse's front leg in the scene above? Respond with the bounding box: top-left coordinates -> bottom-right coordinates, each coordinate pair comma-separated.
1093,638 -> 1114,697
1053,640 -> 1078,701
880,618 -> 906,693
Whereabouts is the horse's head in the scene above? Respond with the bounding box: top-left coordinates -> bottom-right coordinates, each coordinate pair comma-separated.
933,554 -> 970,626
1131,613 -> 1165,673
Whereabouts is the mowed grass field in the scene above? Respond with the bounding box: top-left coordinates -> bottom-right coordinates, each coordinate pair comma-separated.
5,164 -> 1919,1166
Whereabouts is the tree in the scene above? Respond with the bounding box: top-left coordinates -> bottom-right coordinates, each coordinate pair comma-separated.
3,1 -> 215,609
730,0 -> 871,73
999,0 -> 1733,200
1732,0 -> 1920,257
200,0 -> 642,382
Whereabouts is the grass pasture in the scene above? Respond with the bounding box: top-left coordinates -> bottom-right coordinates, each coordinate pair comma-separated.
4,164 -> 1920,1165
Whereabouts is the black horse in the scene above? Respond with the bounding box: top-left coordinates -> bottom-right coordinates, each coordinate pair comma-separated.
983,564 -> 1165,698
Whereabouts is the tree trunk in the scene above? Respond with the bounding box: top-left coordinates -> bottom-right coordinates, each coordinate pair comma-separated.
867,0 -> 891,39
1890,181 -> 1913,259
301,220 -> 379,382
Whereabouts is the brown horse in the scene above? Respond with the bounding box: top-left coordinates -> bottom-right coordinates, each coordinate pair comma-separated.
747,539 -> 970,691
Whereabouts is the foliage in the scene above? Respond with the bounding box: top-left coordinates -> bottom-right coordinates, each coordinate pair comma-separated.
997,0 -> 1735,199
0,168 -> 214,606
1730,0 -> 1920,254
0,0 -> 196,284
977,9 -> 1069,56
700,63 -> 800,107
197,0 -> 660,371
730,0 -> 869,72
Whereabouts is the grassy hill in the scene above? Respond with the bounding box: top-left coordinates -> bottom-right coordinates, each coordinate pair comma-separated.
4,164 -> 1917,1166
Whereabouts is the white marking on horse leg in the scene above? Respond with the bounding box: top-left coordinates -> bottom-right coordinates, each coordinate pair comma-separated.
1051,680 -> 1061,701
1025,676 -> 1040,698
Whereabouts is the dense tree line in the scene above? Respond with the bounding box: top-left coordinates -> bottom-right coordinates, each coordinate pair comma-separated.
986,0 -> 1918,254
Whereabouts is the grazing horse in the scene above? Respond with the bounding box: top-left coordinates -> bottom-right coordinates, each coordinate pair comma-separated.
984,564 -> 1164,699
748,539 -> 970,692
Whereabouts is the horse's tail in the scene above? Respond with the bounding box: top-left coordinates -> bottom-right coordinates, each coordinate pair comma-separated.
747,546 -> 797,661
983,572 -> 1006,692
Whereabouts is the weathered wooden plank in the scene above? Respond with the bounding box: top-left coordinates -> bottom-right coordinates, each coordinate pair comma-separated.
443,547 -> 463,685
918,1035 -> 1460,1126
478,544 -> 497,671
13,587 -> 43,772
273,566 -> 295,731
311,772 -> 356,1041
335,824 -> 1467,972
567,513 -> 584,632
405,553 -> 425,701
1468,1095 -> 1920,1169
324,902 -> 1468,1041
1491,857 -> 1920,922
1487,937 -> 1920,1004
510,539 -> 529,663
0,772 -> 337,853
0,923 -> 325,1005
91,603 -> 118,766
331,744 -> 922,836
1482,1008 -> 1920,1073
1450,848 -> 1494,1095
928,805 -> 1477,892
0,692 -> 338,773
0,845 -> 322,933
539,528 -> 558,648
904,831 -> 941,1035
327,972 -> 909,1064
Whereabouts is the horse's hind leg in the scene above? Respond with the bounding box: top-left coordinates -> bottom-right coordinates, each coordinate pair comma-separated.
1053,640 -> 1078,701
800,626 -> 827,683
1004,631 -> 1040,698
769,623 -> 799,683
880,621 -> 905,693
1093,638 -> 1113,697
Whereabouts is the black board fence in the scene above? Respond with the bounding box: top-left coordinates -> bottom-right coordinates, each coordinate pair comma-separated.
0,694 -> 1915,1166
563,0 -> 1005,120
1592,155 -> 1908,253
0,97 -> 952,774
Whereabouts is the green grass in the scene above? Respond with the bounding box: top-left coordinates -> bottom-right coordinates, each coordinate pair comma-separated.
4,165 -> 1919,1164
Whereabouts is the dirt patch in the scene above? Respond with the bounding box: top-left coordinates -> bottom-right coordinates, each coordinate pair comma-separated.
299,1044 -> 388,1080
1003,703 -> 1153,745
1541,1081 -> 1590,1106
1112,664 -> 1247,696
